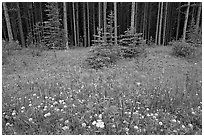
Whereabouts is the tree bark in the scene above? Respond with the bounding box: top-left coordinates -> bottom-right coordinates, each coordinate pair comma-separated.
158,2 -> 163,45
98,2 -> 101,29
63,2 -> 69,49
176,3 -> 181,40
72,2 -> 77,46
182,2 -> 190,42
195,2 -> 201,32
83,3 -> 87,47
114,2 -> 117,45
155,2 -> 160,45
3,2 -> 13,41
17,3 -> 25,47
131,2 -> 135,34
135,3 -> 138,33
76,3 -> 79,46
93,3 -> 96,41
162,2 -> 168,45
87,2 -> 90,47
103,2 -> 107,44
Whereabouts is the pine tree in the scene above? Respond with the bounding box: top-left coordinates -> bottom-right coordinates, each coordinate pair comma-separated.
43,2 -> 64,49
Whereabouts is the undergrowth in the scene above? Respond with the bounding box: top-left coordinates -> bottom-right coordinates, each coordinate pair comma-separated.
2,47 -> 202,135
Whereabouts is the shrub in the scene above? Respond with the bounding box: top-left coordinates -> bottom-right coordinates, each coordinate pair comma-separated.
172,41 -> 196,58
84,45 -> 121,69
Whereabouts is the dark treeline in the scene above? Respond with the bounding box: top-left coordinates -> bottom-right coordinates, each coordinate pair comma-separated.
2,2 -> 202,48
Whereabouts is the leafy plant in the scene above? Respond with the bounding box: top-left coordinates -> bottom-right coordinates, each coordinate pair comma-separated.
172,41 -> 196,58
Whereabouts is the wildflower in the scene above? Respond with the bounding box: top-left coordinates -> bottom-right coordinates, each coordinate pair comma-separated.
45,96 -> 48,99
172,119 -> 176,123
96,120 -> 105,128
44,112 -> 51,117
188,123 -> 193,129
21,106 -> 25,109
50,105 -> 54,108
92,121 -> 96,125
33,93 -> 36,96
12,110 -> 16,116
146,108 -> 150,111
136,82 -> 141,86
6,123 -> 10,126
28,118 -> 33,122
62,126 -> 69,130
134,126 -> 139,130
181,125 -> 185,128
82,123 -> 86,127
147,113 -> 150,117
53,101 -> 58,105
125,127 -> 129,132
98,114 -> 102,119
159,121 -> 163,125
29,104 -> 32,107
64,120 -> 69,124
37,96 -> 40,99
112,124 -> 116,128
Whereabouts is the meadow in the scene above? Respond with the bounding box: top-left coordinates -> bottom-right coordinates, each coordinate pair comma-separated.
2,46 -> 202,135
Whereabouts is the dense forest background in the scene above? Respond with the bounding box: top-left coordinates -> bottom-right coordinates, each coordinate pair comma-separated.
2,2 -> 202,48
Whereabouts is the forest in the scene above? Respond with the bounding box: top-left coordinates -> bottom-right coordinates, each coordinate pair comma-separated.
2,2 -> 202,135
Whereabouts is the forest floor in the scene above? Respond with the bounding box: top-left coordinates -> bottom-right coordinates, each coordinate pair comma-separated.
2,45 -> 202,135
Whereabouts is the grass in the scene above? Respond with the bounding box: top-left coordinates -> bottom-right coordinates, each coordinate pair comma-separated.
2,46 -> 202,135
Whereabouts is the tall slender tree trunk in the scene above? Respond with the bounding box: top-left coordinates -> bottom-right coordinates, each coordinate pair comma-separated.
72,2 -> 77,46
3,2 -> 13,41
63,2 -> 69,49
176,3 -> 181,40
135,3 -> 138,33
131,2 -> 135,34
17,3 -> 25,47
182,2 -> 190,42
76,3 -> 79,46
93,3 -> 96,41
87,2 -> 90,46
147,3 -> 151,42
195,2 -> 201,32
142,3 -> 147,39
83,3 -> 87,47
98,2 -> 101,29
158,2 -> 163,45
103,2 -> 107,44
155,2 -> 160,45
114,2 -> 117,45
162,2 -> 168,45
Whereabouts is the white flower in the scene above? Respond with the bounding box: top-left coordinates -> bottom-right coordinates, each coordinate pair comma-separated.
21,106 -> 25,109
159,121 -> 163,125
181,125 -> 185,128
82,123 -> 86,127
62,126 -> 69,130
44,112 -> 51,117
171,119 -> 176,123
92,121 -> 96,125
64,105 -> 67,108
98,114 -> 102,119
134,126 -> 139,130
188,123 -> 193,128
64,120 -> 69,124
112,124 -> 116,128
29,104 -> 32,107
125,127 -> 129,132
96,120 -> 105,128
33,93 -> 36,96
28,118 -> 33,122
12,110 -> 16,116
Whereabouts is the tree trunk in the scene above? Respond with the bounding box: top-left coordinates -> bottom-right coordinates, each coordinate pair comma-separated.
158,2 -> 163,45
72,2 -> 77,46
135,3 -> 138,33
147,3 -> 151,42
93,3 -> 96,41
182,2 -> 190,42
98,2 -> 101,29
195,2 -> 201,32
17,3 -> 25,47
176,3 -> 181,40
162,2 -> 168,45
142,3 -> 147,39
76,3 -> 79,47
103,2 -> 107,44
155,2 -> 160,45
83,3 -> 87,47
131,2 -> 135,34
114,2 -> 117,45
3,2 -> 13,41
87,2 -> 90,47
63,2 -> 69,49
